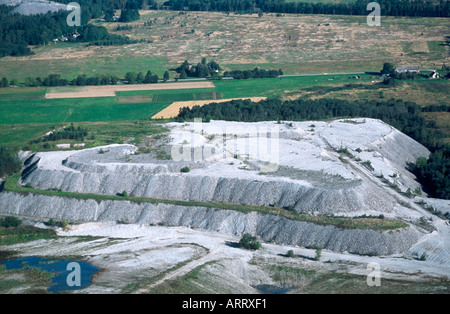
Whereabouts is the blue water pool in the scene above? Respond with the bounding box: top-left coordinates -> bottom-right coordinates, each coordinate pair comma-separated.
255,284 -> 297,294
3,256 -> 99,294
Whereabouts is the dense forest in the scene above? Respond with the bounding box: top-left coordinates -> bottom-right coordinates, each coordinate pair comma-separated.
0,6 -> 72,57
163,0 -> 450,17
0,0 -> 146,57
176,97 -> 449,199
414,147 -> 450,200
78,24 -> 138,46
57,0 -> 149,24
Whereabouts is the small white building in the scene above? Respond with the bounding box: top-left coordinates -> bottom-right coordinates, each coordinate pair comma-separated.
56,144 -> 71,149
430,71 -> 440,79
395,66 -> 420,73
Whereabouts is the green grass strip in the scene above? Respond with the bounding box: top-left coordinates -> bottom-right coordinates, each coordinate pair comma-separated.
2,173 -> 408,231
0,226 -> 57,245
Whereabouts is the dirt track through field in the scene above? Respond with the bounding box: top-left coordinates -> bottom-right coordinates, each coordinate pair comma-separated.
133,250 -> 221,294
44,82 -> 215,99
151,97 -> 267,119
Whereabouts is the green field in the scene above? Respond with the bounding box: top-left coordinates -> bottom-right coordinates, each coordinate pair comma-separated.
0,52 -> 172,82
0,94 -> 170,125
215,74 -> 376,98
117,89 -> 221,103
0,75 -> 372,125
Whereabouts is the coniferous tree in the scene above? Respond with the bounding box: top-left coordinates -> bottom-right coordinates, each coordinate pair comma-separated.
380,63 -> 396,75
163,71 -> 170,82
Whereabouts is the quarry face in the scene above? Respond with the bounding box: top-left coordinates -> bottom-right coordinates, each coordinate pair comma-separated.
1,118 -> 449,293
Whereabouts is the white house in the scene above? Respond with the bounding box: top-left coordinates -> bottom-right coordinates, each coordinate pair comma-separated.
395,66 -> 419,73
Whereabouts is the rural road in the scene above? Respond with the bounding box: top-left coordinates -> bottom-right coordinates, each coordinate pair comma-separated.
133,250 -> 222,294
168,69 -> 437,83
279,72 -> 367,77
164,72 -> 371,83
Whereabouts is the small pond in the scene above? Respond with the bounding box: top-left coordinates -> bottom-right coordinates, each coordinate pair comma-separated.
3,256 -> 99,294
255,284 -> 297,294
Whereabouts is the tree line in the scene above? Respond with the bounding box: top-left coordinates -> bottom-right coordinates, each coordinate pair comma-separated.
422,105 -> 450,113
175,58 -> 222,79
0,73 -> 113,87
413,145 -> 450,200
79,24 -> 138,46
0,70 -> 163,87
173,58 -> 282,80
1,59 -> 283,86
223,68 -> 283,79
29,124 -> 89,145
176,97 -> 449,199
163,0 -> 450,18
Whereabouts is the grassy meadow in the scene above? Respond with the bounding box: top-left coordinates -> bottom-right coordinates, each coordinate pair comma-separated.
0,11 -> 448,82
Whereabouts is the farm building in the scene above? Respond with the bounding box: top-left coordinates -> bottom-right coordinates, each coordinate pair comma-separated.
395,66 -> 420,73
428,71 -> 440,79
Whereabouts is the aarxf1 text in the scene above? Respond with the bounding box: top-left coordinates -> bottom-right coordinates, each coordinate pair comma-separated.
226,298 -> 266,309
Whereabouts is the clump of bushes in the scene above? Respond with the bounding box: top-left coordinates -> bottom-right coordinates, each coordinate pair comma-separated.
30,124 -> 88,145
115,190 -> 128,197
361,160 -> 374,171
180,166 -> 190,173
284,205 -> 295,212
314,247 -> 322,261
45,218 -> 68,229
238,233 -> 261,250
0,146 -> 21,178
0,216 -> 22,228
